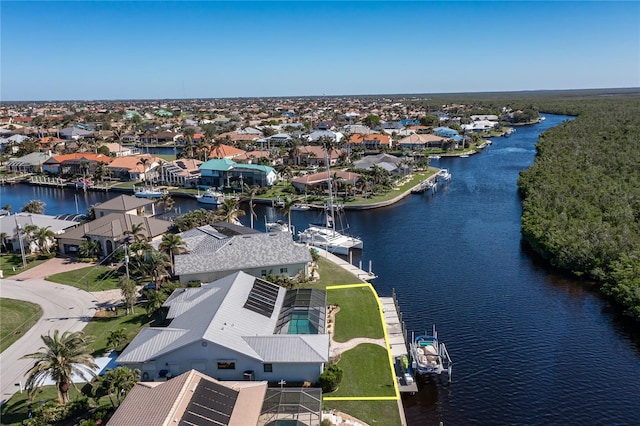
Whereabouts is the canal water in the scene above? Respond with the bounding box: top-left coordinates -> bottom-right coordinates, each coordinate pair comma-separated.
2,115 -> 639,424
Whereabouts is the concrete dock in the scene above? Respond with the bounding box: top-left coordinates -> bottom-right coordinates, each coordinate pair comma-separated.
312,247 -> 377,281
380,294 -> 419,394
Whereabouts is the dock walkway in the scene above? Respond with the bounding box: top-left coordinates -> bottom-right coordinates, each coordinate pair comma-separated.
311,247 -> 377,281
380,294 -> 418,394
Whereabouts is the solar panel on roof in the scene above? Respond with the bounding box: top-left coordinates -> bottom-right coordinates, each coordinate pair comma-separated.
243,278 -> 279,317
179,379 -> 239,426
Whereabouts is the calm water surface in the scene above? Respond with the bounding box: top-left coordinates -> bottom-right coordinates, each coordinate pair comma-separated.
2,115 -> 639,425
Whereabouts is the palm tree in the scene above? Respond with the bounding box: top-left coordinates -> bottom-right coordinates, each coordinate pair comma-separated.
159,233 -> 187,274
125,222 -> 147,242
78,239 -> 101,260
156,193 -> 175,214
33,226 -> 56,254
91,366 -> 140,408
136,156 -> 152,185
217,197 -> 246,224
145,250 -> 170,290
243,183 -> 260,229
22,330 -> 98,404
278,196 -> 301,234
21,200 -> 45,214
106,329 -> 127,351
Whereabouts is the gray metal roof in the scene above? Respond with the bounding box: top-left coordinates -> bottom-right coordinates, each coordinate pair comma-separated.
0,213 -> 79,238
117,271 -> 328,365
243,335 -> 329,363
174,232 -> 312,276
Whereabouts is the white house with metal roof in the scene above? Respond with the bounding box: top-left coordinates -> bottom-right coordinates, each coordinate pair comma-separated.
116,271 -> 329,384
170,225 -> 312,284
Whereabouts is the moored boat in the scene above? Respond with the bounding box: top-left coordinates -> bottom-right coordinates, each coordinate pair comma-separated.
196,188 -> 225,205
133,185 -> 165,198
410,325 -> 452,380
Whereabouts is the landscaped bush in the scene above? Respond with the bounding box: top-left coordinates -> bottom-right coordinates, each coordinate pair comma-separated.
319,364 -> 343,393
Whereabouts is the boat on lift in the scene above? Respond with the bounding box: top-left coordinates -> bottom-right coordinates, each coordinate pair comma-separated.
436,168 -> 451,182
410,325 -> 452,381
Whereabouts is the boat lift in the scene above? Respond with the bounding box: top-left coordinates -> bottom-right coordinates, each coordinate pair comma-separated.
410,325 -> 453,383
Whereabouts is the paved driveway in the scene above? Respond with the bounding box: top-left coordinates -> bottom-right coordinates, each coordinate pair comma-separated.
0,278 -> 98,404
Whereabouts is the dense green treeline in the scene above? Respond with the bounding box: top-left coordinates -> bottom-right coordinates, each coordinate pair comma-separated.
517,96 -> 640,320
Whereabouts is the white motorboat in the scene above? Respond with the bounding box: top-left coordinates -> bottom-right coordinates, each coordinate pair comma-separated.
291,203 -> 312,211
410,325 -> 452,380
297,145 -> 363,255
196,188 -> 225,205
265,219 -> 291,234
298,225 -> 363,255
436,168 -> 451,182
134,185 -> 165,199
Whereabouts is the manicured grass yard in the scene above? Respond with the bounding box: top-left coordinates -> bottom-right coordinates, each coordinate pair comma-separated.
46,265 -> 121,291
0,385 -> 87,426
83,306 -> 153,356
323,400 -> 402,426
328,286 -> 384,342
307,257 -> 364,288
0,298 -> 43,353
0,254 -> 51,277
329,343 -> 396,398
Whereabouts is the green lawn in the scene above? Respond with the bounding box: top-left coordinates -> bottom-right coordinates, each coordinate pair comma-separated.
329,344 -> 396,398
82,306 -> 153,356
0,298 -> 43,353
46,265 -> 121,291
323,400 -> 402,426
328,286 -> 384,342
0,385 -> 85,426
302,257 -> 364,289
0,254 -> 51,277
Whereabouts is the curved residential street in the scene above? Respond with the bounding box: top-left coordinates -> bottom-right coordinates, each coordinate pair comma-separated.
0,276 -> 98,404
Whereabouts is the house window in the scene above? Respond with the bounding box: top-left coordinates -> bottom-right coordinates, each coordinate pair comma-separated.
217,361 -> 236,370
261,269 -> 267,276
263,363 -> 273,373
280,267 -> 288,274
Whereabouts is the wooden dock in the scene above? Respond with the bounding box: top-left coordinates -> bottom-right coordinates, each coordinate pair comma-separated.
381,291 -> 418,394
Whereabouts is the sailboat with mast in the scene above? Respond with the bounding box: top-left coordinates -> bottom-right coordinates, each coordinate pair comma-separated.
297,145 -> 363,255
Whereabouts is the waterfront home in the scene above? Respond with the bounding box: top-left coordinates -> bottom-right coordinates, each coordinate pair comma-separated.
106,154 -> 161,181
353,153 -> 410,177
93,194 -> 156,218
291,170 -> 359,194
0,213 -> 80,254
108,369 -> 270,426
461,120 -> 498,132
208,143 -> 246,160
56,212 -> 170,256
348,133 -> 392,150
99,142 -> 138,157
117,271 -> 329,384
199,158 -> 276,188
397,133 -> 446,150
42,153 -> 110,176
432,126 -> 460,138
160,158 -> 202,187
234,150 -> 279,166
139,131 -> 183,144
5,152 -> 53,173
171,226 -> 312,283
297,145 -> 342,167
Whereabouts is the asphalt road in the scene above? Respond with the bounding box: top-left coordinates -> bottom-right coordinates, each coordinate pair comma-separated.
0,278 -> 97,404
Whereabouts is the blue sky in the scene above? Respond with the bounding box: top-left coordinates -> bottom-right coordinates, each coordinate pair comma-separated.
1,1 -> 639,101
